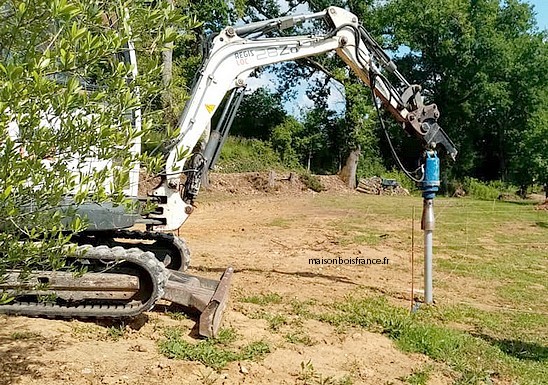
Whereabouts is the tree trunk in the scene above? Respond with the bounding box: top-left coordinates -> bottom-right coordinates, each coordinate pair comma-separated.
161,0 -> 174,112
339,147 -> 361,189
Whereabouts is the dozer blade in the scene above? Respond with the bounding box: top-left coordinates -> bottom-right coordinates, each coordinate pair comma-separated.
163,267 -> 234,338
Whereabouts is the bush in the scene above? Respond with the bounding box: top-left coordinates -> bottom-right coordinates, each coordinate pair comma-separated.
299,172 -> 325,192
463,177 -> 516,200
217,136 -> 286,173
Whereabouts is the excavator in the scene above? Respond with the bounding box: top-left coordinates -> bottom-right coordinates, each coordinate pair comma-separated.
0,6 -> 457,337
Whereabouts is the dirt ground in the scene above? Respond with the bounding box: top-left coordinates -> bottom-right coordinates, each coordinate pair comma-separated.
1,174 -> 457,385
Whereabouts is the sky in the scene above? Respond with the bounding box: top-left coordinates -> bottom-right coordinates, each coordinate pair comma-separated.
529,0 -> 548,30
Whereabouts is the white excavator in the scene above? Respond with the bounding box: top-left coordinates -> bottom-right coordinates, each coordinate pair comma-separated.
0,6 -> 456,337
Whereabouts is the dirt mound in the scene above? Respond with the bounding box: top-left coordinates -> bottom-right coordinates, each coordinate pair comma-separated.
536,199 -> 548,210
207,171 -> 351,195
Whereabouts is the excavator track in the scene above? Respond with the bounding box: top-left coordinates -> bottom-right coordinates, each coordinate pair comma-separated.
0,245 -> 168,318
72,230 -> 191,271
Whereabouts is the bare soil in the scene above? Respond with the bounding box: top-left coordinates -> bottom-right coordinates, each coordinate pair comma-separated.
1,175 -> 455,385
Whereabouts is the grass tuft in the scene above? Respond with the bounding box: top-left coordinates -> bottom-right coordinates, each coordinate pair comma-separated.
240,292 -> 283,306
158,327 -> 270,370
316,295 -> 547,384
11,331 -> 41,340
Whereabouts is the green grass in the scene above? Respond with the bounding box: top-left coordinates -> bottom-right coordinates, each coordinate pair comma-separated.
105,325 -> 126,341
315,295 -> 547,384
267,217 -> 294,228
165,311 -> 189,321
403,365 -> 433,385
284,331 -> 315,346
158,327 -> 270,370
297,360 -> 354,385
316,195 -> 547,311
240,292 -> 283,306
10,331 -> 41,340
305,195 -> 547,384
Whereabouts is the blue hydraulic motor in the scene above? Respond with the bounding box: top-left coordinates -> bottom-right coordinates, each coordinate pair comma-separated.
420,150 -> 440,199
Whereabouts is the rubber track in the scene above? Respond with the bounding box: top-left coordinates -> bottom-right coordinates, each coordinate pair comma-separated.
0,245 -> 168,318
75,230 -> 191,272
110,230 -> 191,271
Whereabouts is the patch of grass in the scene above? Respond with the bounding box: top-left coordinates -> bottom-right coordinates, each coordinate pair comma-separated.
70,322 -> 103,339
239,340 -> 271,361
240,292 -> 283,306
290,299 -> 315,318
267,217 -> 293,228
165,311 -> 189,321
10,331 -> 41,340
284,331 -> 315,346
266,313 -> 288,331
213,327 -> 238,345
158,327 -> 270,370
248,311 -> 288,331
296,360 -> 353,385
316,295 -> 547,384
106,325 -> 126,341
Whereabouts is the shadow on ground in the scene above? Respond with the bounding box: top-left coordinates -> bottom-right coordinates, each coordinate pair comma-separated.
475,333 -> 548,362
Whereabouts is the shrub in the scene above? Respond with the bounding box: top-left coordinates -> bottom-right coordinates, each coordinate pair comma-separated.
299,172 -> 325,192
217,136 -> 286,172
463,177 -> 516,200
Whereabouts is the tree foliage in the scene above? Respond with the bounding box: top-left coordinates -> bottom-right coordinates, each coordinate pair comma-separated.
233,0 -> 547,189
378,0 -> 547,187
0,0 -> 179,293
231,88 -> 287,141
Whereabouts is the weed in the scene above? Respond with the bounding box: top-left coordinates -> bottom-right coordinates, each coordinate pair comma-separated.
296,360 -> 353,385
284,330 -> 314,346
213,327 -> 238,345
106,325 -> 126,341
239,340 -> 271,361
240,292 -> 283,306
297,360 -> 316,383
403,366 -> 433,385
290,299 -> 315,317
249,310 -> 289,331
265,313 -> 288,331
166,311 -> 189,321
70,322 -> 103,339
197,369 -> 218,385
11,331 -> 41,340
158,327 -> 270,370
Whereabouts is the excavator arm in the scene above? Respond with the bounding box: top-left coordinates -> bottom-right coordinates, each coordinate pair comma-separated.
149,6 -> 457,231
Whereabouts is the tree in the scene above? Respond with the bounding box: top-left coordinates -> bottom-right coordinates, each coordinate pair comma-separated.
270,116 -> 303,167
380,0 -> 547,186
230,88 -> 287,140
0,0 -> 180,301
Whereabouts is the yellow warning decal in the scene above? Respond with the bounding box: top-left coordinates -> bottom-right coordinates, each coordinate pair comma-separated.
205,104 -> 215,114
